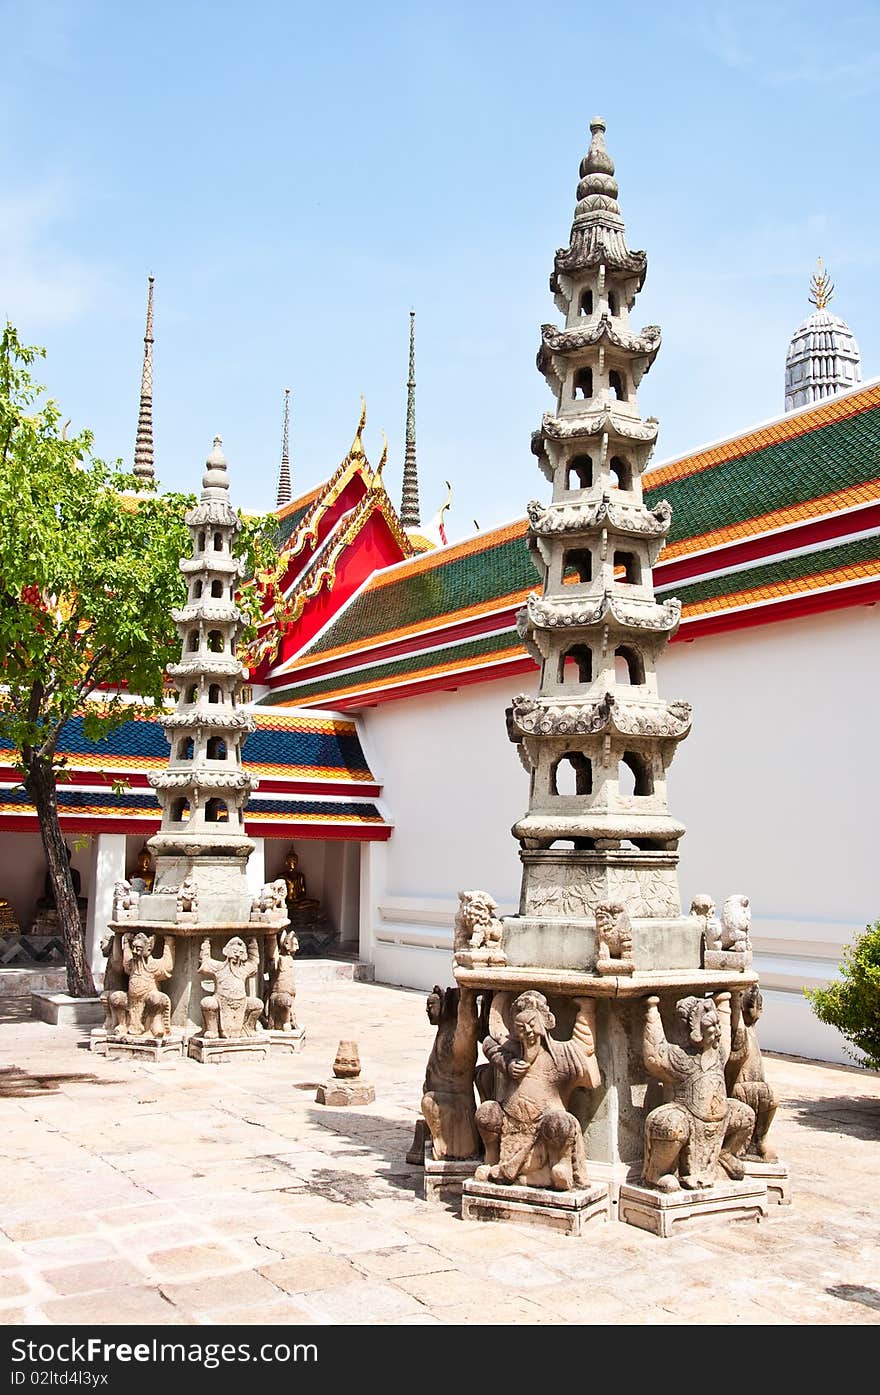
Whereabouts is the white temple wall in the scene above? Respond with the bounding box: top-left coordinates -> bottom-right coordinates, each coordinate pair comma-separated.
359,604 -> 879,1064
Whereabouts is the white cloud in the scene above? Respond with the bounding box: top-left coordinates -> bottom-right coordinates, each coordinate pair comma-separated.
695,1 -> 880,95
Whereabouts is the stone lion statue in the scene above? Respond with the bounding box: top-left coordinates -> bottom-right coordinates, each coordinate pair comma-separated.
177,876 -> 198,917
112,879 -> 140,921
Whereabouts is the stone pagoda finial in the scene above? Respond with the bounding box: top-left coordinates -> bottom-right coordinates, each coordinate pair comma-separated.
401,310 -> 421,527
202,435 -> 230,496
574,117 -> 620,220
276,388 -> 292,507
133,275 -> 155,483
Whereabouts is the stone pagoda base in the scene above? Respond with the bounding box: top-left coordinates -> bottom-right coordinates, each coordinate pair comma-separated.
266,1027 -> 306,1055
461,1178 -> 610,1236
618,1179 -> 768,1237
742,1158 -> 791,1205
422,1142 -> 479,1205
187,1035 -> 271,1065
105,1032 -> 185,1063
315,1078 -> 376,1106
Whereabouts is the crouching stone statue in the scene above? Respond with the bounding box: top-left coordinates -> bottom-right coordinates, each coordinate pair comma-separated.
407,985 -> 481,1164
475,990 -> 600,1191
266,928 -> 299,1031
108,932 -> 174,1039
726,985 -> 778,1161
642,992 -> 754,1192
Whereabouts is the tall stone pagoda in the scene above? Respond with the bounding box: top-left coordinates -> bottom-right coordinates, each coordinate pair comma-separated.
416,120 -> 784,1236
98,439 -> 298,1062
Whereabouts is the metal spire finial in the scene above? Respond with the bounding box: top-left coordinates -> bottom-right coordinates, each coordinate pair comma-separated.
809,257 -> 834,311
133,275 -> 155,483
400,309 -> 421,527
276,387 -> 292,507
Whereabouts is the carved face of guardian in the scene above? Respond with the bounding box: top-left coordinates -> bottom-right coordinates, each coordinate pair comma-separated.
697,1002 -> 721,1049
130,932 -> 154,961
223,937 -> 247,964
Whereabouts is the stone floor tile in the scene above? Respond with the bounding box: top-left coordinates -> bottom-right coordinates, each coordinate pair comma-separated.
258,1255 -> 362,1292
251,1229 -> 324,1258
352,1245 -> 456,1280
39,1285 -> 187,1324
305,1218 -> 414,1254
294,1280 -> 427,1323
0,1271 -> 33,1301
41,1257 -> 147,1295
144,1244 -> 244,1278
159,1270 -> 282,1314
194,1299 -> 317,1326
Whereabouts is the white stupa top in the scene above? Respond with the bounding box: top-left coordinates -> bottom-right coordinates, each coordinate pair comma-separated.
785,262 -> 861,411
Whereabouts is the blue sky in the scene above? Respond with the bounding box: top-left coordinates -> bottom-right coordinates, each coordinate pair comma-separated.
2,0 -> 878,536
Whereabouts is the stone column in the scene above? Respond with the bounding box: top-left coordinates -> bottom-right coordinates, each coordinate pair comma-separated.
85,834 -> 126,981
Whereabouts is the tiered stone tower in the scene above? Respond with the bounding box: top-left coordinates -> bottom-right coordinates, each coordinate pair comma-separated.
506,115 -> 694,965
147,435 -> 256,903
444,121 -> 770,1230
102,439 -> 293,1058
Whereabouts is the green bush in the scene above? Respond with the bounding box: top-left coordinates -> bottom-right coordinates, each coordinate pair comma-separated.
806,921 -> 880,1069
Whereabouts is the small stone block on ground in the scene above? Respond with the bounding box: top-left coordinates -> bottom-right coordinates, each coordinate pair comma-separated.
105,1033 -> 186,1063
267,1027 -> 306,1054
188,1035 -> 271,1064
30,993 -> 104,1027
461,1178 -> 610,1235
742,1158 -> 791,1205
618,1179 -> 769,1237
422,1143 -> 479,1203
89,1027 -> 108,1054
314,1079 -> 376,1105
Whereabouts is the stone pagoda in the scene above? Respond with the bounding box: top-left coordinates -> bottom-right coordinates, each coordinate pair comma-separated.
97,439 -> 300,1063
413,119 -> 785,1236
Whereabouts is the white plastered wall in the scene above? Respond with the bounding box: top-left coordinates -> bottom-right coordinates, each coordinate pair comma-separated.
359,603 -> 880,1063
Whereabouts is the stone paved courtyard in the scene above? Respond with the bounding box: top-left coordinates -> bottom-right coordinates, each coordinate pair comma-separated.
1,976 -> 879,1326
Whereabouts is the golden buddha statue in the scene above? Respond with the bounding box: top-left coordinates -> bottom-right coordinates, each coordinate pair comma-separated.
131,844 -> 155,894
0,897 -> 19,935
282,848 -> 319,913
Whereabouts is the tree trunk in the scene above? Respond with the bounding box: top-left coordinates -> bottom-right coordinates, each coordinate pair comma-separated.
24,756 -> 96,998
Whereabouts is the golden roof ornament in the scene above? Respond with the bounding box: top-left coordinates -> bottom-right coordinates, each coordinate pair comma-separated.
808,257 -> 834,311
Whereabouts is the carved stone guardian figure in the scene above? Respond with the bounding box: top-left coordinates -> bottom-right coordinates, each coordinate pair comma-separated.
266,928 -> 299,1031
408,985 -> 481,1164
176,876 -> 199,920
453,890 -> 506,969
251,879 -> 288,923
198,935 -> 263,1038
641,993 -> 755,1191
726,986 -> 778,1161
703,894 -> 752,970
99,930 -> 126,1033
108,932 -> 174,1039
112,880 -> 140,922
595,901 -> 634,975
474,990 -> 600,1190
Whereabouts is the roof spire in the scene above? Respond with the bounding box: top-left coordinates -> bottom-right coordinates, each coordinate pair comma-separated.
133,275 -> 155,483
400,309 -> 421,527
809,257 -> 834,310
276,388 -> 292,506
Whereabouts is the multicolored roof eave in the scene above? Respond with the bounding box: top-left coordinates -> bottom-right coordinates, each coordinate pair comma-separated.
260,379 -> 880,711
0,710 -> 391,840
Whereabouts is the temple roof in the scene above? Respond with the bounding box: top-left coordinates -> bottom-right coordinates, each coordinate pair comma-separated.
0,710 -> 390,840
258,378 -> 880,711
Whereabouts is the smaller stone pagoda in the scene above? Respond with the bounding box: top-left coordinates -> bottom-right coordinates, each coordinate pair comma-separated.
95,439 -> 302,1062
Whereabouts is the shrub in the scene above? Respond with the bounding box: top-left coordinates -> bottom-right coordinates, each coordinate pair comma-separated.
806,921 -> 880,1069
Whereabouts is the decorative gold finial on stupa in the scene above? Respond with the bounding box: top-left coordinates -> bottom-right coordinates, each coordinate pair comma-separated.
808,258 -> 834,311
351,397 -> 367,455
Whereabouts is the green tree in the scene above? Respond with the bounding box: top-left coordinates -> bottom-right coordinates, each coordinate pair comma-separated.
806,922 -> 880,1070
0,325 -> 275,997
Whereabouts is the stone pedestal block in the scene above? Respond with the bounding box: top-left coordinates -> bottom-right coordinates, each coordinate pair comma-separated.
742,1158 -> 791,1205
703,949 -> 752,972
266,1027 -> 306,1055
105,1032 -> 185,1063
30,993 -> 104,1027
89,1027 -> 108,1055
188,1035 -> 271,1064
461,1178 -> 610,1235
314,1079 -> 376,1106
422,1143 -> 479,1204
618,1179 -> 768,1237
